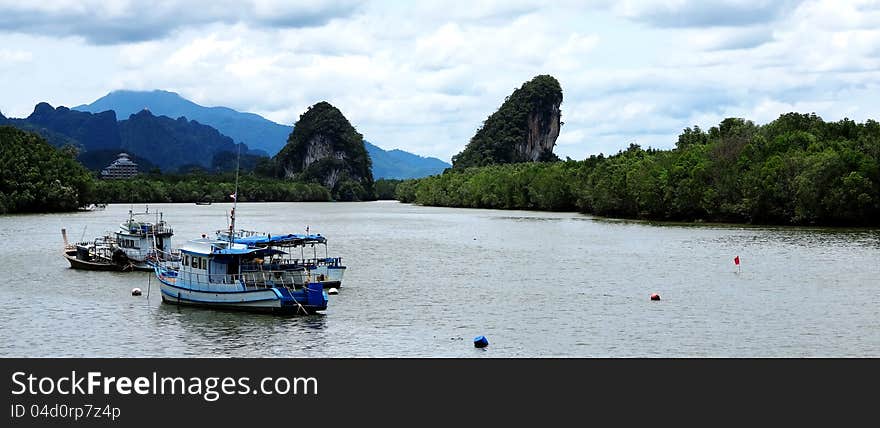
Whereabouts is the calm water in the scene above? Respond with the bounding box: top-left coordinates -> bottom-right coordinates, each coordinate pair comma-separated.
1,201 -> 878,357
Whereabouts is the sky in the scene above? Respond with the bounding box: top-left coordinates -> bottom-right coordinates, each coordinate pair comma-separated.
1,0 -> 879,163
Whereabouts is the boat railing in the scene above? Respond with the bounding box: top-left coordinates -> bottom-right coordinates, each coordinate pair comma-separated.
144,247 -> 181,264
215,229 -> 264,239
166,268 -> 306,290
241,262 -> 308,272
125,223 -> 174,236
267,257 -> 343,268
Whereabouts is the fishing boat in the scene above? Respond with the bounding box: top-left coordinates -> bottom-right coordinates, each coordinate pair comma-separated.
62,229 -> 135,271
151,235 -> 328,314
114,206 -> 175,271
150,148 -> 328,315
217,229 -> 347,289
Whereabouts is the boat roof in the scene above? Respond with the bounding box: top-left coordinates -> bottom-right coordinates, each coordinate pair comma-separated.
231,233 -> 327,247
179,238 -> 263,256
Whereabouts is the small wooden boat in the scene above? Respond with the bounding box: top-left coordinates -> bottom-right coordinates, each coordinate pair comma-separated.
195,201 -> 212,205
61,230 -> 135,271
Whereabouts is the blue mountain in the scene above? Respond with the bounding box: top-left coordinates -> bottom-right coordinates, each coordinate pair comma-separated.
366,141 -> 450,179
76,90 -> 451,178
75,90 -> 286,156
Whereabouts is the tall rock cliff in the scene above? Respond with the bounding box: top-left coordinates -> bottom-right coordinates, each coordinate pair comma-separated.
25,102 -> 121,151
452,75 -> 562,168
275,102 -> 374,201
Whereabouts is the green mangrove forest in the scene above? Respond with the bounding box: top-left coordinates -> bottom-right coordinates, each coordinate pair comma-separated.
396,113 -> 880,226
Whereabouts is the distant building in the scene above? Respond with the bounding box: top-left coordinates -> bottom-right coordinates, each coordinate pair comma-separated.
101,153 -> 139,179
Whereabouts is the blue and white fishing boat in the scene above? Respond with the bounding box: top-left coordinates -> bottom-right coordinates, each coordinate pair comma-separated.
151,234 -> 328,314
150,149 -> 328,315
217,229 -> 347,289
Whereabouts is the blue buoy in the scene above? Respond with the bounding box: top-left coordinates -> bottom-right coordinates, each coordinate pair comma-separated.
474,335 -> 489,348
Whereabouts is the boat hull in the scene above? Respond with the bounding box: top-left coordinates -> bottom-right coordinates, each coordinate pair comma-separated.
156,275 -> 327,315
63,250 -> 129,271
309,265 -> 346,288
129,262 -> 155,272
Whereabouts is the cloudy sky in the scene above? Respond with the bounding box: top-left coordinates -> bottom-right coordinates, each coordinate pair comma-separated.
1,0 -> 879,162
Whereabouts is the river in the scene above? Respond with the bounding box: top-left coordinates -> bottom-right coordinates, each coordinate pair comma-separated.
1,201 -> 878,357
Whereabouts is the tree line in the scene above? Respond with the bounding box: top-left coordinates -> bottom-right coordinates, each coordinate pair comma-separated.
0,126 -> 95,214
395,113 -> 880,226
5,112 -> 879,225
92,173 -> 332,204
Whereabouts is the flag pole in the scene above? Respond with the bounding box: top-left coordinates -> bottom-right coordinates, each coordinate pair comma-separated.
228,145 -> 240,244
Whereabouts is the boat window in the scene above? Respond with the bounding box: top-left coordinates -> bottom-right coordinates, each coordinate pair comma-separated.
192,256 -> 198,268
199,258 -> 206,270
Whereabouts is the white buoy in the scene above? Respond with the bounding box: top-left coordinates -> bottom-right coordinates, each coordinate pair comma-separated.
131,288 -> 142,296
328,288 -> 339,295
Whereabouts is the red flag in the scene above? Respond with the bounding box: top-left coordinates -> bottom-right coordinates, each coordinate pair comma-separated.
734,256 -> 740,265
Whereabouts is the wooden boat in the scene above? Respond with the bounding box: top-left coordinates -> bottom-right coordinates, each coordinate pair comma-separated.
61,230 -> 135,271
195,201 -> 212,205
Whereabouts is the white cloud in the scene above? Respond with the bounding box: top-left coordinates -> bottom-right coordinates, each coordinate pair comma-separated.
0,0 -> 360,44
1,0 -> 879,162
0,48 -> 32,63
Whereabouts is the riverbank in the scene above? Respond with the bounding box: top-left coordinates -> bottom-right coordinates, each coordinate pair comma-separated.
394,115 -> 880,227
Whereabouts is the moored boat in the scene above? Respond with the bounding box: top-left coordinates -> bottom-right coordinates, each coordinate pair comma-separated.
152,237 -> 328,314
114,206 -> 175,271
218,229 -> 347,289
151,149 -> 328,315
62,229 -> 135,271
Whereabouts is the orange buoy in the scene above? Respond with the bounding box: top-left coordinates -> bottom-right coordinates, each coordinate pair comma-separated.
650,293 -> 660,301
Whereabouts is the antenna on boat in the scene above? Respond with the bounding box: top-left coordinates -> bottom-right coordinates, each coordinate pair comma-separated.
228,145 -> 241,244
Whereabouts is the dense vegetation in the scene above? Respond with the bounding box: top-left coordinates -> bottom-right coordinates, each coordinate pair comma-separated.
375,179 -> 405,200
92,172 -> 331,204
0,127 -> 331,212
274,101 -> 375,201
452,74 -> 562,168
397,113 -> 880,226
0,126 -> 95,214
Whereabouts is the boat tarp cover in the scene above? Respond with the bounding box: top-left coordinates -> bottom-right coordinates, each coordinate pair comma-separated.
180,247 -> 263,256
233,233 -> 326,247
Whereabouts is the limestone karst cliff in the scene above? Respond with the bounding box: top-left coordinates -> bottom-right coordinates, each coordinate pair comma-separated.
452,75 -> 562,168
274,101 -> 375,201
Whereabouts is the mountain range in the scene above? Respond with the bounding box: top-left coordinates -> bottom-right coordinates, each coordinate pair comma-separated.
7,103 -> 246,172
75,90 -> 450,178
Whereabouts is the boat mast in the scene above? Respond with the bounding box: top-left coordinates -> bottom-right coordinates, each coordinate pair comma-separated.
228,145 -> 241,244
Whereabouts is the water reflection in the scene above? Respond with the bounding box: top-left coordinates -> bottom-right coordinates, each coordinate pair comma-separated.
2,202 -> 879,357
152,303 -> 329,356
495,216 -> 566,222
